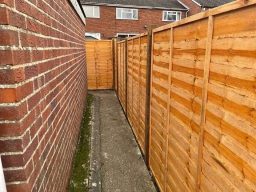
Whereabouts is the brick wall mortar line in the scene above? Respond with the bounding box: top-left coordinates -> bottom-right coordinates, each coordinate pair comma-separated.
29,65 -> 84,189
0,56 -> 85,138
0,24 -> 84,47
0,50 -> 85,89
0,2 -> 85,42
0,63 -> 84,174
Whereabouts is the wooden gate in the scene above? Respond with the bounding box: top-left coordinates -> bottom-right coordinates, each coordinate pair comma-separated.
85,40 -> 113,90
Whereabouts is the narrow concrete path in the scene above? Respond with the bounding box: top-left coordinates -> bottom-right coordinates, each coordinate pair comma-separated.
89,91 -> 156,192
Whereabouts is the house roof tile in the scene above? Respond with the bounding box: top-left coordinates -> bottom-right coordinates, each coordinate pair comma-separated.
193,0 -> 234,8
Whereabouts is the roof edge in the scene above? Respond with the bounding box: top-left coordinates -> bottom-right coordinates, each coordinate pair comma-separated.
81,2 -> 188,10
191,0 -> 202,7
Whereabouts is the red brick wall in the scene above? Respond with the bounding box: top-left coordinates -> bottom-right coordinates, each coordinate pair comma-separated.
0,0 -> 86,191
179,0 -> 202,16
85,6 -> 187,39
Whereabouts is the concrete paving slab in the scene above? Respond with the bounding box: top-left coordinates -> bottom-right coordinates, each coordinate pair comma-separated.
89,90 -> 156,192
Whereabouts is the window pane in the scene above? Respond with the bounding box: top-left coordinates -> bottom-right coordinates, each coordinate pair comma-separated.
124,12 -> 133,19
116,8 -> 138,19
116,8 -> 122,18
83,6 -> 100,18
83,6 -> 94,17
133,10 -> 138,19
163,11 -> 179,21
94,6 -> 100,17
177,12 -> 181,20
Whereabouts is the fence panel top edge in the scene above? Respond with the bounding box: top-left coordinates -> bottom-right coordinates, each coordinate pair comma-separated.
127,32 -> 148,41
152,0 -> 256,33
117,40 -> 126,44
85,40 -> 113,42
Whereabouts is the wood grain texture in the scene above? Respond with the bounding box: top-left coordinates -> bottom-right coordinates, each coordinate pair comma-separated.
85,40 -> 113,90
115,1 -> 256,191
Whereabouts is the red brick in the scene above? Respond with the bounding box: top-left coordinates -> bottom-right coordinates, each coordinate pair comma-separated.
6,183 -> 30,192
12,50 -> 31,65
16,81 -> 34,101
0,106 -> 19,121
23,136 -> 39,163
0,88 -> 17,103
8,9 -> 26,28
1,154 -> 25,168
0,67 -> 25,84
0,0 -> 14,7
31,50 -> 44,62
0,122 -> 22,137
0,7 -> 8,24
0,50 -> 13,65
26,18 -> 41,33
4,160 -> 33,187
0,138 -> 23,153
0,30 -> 19,46
28,91 -> 41,111
20,33 -> 38,47
25,65 -> 38,79
15,0 -> 31,16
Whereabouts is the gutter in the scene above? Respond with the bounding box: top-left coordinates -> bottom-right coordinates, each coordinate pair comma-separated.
177,0 -> 190,17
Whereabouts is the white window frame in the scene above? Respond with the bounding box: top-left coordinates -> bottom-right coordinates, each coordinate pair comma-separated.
82,5 -> 100,18
162,11 -> 181,21
116,33 -> 138,38
85,32 -> 101,40
116,8 -> 138,20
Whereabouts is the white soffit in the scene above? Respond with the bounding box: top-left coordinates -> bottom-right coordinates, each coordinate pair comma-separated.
69,0 -> 86,24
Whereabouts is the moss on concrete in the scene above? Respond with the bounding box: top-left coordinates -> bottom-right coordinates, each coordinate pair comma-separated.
68,94 -> 93,192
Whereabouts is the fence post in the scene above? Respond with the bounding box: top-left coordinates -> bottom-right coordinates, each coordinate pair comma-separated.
144,26 -> 153,167
125,39 -> 128,114
112,38 -> 116,90
116,41 -> 119,96
196,15 -> 214,192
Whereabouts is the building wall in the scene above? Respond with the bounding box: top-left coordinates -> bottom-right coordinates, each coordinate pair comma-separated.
85,5 -> 187,39
0,0 -> 87,191
179,0 -> 202,16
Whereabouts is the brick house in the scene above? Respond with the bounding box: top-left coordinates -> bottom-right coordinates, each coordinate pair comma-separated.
179,0 -> 234,16
80,0 -> 188,39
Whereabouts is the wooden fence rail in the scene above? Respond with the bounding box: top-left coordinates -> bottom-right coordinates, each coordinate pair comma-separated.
115,0 -> 256,191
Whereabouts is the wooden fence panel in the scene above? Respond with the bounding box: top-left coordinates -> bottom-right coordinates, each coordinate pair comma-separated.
127,40 -> 134,124
117,41 -> 126,110
138,35 -> 148,151
166,18 -> 208,192
149,29 -> 171,192
125,35 -> 148,153
201,5 -> 256,192
85,40 -> 113,90
115,1 -> 256,192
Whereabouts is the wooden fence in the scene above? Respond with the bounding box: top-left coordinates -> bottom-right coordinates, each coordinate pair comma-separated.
115,0 -> 256,191
117,34 -> 149,152
85,40 -> 113,90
